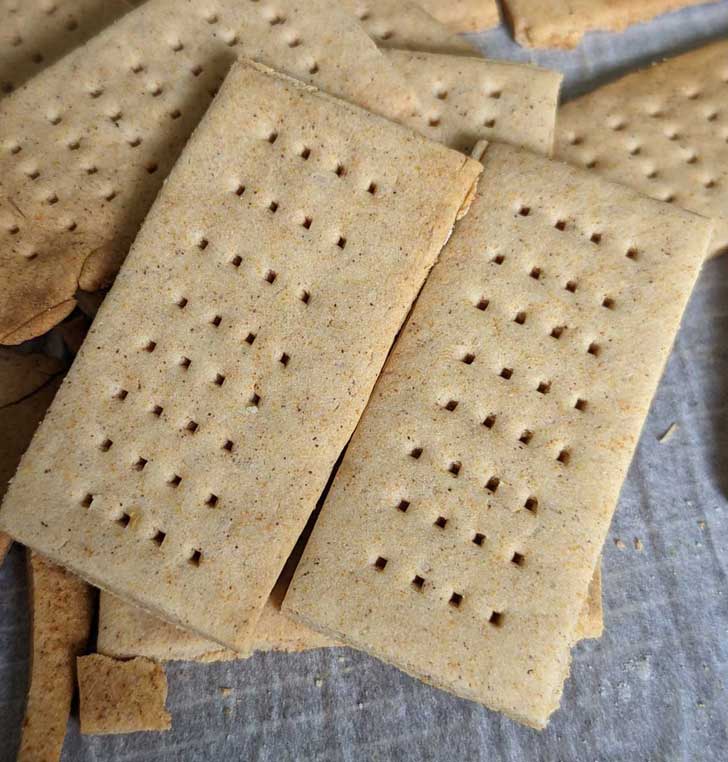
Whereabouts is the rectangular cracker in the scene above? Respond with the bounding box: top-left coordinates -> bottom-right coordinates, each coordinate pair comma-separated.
0,349 -> 62,566
0,0 -> 417,345
18,554 -> 93,762
284,143 -> 712,728
502,0 -> 718,49
347,0 -> 479,55
390,50 -> 562,156
556,41 -> 728,258
77,654 -> 171,734
416,0 -> 500,32
0,58 -> 482,652
0,0 -> 141,96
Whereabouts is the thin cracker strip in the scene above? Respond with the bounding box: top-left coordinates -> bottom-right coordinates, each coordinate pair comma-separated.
0,0 -> 140,96
0,58 -> 481,652
284,143 -> 711,728
0,349 -> 62,566
502,0 -> 718,49
18,554 -> 93,762
348,0 -> 478,55
556,41 -> 728,257
0,0 -> 417,345
77,654 -> 171,734
416,0 -> 500,32
390,50 -> 562,156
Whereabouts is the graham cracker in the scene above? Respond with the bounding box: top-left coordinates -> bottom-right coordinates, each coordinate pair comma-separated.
0,349 -> 62,566
416,0 -> 500,32
502,0 -> 718,49
390,50 -> 562,155
0,0 -> 140,96
348,0 -> 478,55
284,143 -> 712,728
18,553 -> 93,762
77,654 -> 171,734
557,41 -> 728,257
0,0 -> 417,345
0,58 -> 482,652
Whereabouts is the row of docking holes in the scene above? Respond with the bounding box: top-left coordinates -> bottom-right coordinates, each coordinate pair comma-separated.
406,443 -> 545,508
109,383 -> 253,446
472,291 -> 607,360
515,203 -> 645,260
370,556 -> 505,627
80,492 -> 203,568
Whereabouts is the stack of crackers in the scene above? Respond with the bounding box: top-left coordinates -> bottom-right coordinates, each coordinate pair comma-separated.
0,0 -> 722,754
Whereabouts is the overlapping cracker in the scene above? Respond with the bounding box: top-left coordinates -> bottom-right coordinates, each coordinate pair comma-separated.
416,0 -> 500,32
18,554 -> 93,762
348,0 -> 478,55
557,41 -> 728,257
502,0 -> 718,49
284,143 -> 712,728
0,0 -> 417,344
77,654 -> 171,734
0,0 -> 140,96
0,349 -> 62,566
390,50 -> 562,155
98,590 -> 333,663
0,58 -> 481,651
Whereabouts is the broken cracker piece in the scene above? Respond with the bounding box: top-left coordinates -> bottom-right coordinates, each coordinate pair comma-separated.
0,58 -> 481,652
502,0 -> 718,49
557,41 -> 728,258
18,554 -> 93,762
77,654 -> 171,735
284,143 -> 712,728
0,0 -> 417,344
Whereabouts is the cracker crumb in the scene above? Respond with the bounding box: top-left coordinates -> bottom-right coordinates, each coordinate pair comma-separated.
698,520 -> 706,530
314,677 -> 323,688
634,538 -> 643,551
614,538 -> 626,550
219,687 -> 232,697
658,422 -> 677,442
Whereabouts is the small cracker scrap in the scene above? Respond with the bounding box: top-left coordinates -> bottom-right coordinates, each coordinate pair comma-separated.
77,653 -> 171,735
416,0 -> 500,32
0,0 -> 141,96
502,0 -> 717,49
0,348 -> 62,566
18,554 -> 93,762
0,0 -> 417,344
390,50 -> 562,155
284,143 -> 712,728
556,41 -> 728,258
347,0 -> 478,55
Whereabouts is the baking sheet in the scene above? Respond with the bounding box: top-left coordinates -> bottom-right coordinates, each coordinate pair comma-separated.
2,2 -> 728,759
